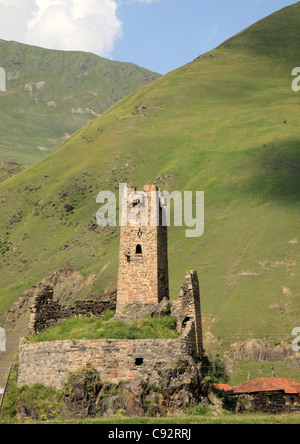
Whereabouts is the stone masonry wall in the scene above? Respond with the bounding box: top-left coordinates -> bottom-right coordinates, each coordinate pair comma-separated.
29,286 -> 117,334
117,185 -> 169,314
234,391 -> 300,414
18,333 -> 197,389
172,270 -> 203,358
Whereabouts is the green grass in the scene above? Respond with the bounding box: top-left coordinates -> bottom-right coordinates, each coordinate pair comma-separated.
45,413 -> 300,424
1,362 -> 299,424
1,2 -> 300,372
3,412 -> 300,425
0,39 -> 160,166
2,372 -> 300,424
1,384 -> 64,423
229,360 -> 300,387
0,162 -> 24,183
27,313 -> 180,342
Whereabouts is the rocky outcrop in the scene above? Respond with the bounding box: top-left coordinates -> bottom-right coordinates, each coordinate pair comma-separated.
62,361 -> 207,418
228,339 -> 296,362
4,266 -> 91,329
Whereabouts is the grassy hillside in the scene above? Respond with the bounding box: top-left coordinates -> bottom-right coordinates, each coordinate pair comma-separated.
1,2 -> 300,370
0,40 -> 160,166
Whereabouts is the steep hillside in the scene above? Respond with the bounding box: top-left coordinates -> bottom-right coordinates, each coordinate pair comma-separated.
0,40 -> 160,166
1,3 -> 300,380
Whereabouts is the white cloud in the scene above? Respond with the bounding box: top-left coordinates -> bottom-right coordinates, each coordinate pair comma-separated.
0,0 -> 38,44
0,0 -> 123,57
124,0 -> 156,4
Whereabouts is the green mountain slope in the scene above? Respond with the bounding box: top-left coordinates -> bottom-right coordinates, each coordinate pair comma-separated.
1,3 -> 300,368
0,40 -> 160,166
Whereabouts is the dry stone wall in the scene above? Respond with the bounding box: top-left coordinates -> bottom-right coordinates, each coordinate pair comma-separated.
29,286 -> 117,334
234,391 -> 300,414
172,270 -> 203,358
18,334 -> 197,389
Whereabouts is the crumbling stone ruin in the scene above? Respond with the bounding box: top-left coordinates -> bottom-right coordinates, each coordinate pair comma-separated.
17,185 -> 205,396
29,286 -> 116,335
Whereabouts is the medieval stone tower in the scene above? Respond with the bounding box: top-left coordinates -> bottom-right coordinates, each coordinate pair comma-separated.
116,184 -> 169,314
16,183 -> 204,389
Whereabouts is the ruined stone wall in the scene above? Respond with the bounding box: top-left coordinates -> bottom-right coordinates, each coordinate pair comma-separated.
17,269 -> 204,389
172,270 -> 203,358
157,222 -> 169,303
17,334 -> 197,389
29,286 -> 116,334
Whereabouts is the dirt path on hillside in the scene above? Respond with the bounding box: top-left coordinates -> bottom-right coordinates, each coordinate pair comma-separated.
0,313 -> 30,387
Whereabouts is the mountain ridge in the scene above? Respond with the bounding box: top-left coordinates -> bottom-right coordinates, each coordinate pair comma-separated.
0,38 -> 161,166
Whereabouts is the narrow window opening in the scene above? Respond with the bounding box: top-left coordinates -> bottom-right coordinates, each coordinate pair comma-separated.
182,317 -> 191,330
135,357 -> 143,366
136,244 -> 142,255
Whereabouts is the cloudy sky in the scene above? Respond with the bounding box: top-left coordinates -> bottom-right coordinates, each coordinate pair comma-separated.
0,0 -> 297,74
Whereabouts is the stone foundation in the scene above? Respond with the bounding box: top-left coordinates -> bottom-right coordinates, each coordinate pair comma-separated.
18,328 -> 197,389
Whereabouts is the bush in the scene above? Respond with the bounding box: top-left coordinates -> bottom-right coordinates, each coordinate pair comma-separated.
186,402 -> 209,416
1,382 -> 63,423
211,355 -> 230,384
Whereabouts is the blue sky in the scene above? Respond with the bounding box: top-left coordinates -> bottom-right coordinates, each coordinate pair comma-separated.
113,0 -> 298,74
0,0 -> 298,75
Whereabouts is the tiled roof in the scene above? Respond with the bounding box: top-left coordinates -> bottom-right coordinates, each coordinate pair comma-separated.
230,378 -> 300,395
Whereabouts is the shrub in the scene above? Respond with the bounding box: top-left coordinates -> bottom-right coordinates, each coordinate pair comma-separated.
186,402 -> 209,416
211,355 -> 230,384
1,382 -> 63,423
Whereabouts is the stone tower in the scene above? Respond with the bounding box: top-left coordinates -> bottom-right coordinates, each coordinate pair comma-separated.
116,184 -> 169,314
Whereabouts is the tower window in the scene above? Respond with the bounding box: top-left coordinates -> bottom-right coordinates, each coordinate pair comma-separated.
136,244 -> 142,255
135,357 -> 144,366
182,317 -> 191,330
